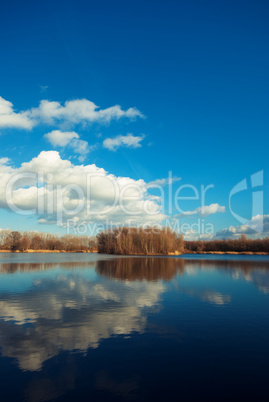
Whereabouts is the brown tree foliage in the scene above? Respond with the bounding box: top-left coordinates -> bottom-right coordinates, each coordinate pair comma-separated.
184,234 -> 269,253
1,228 -> 268,254
0,230 -> 97,252
97,227 -> 184,255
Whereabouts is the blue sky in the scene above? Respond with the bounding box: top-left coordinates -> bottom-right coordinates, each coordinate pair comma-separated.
0,0 -> 268,239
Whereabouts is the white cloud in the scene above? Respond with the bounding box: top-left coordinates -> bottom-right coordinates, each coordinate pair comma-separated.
30,99 -> 144,126
103,134 -> 144,151
0,96 -> 34,129
44,130 -> 90,161
44,130 -> 79,147
147,176 -> 181,188
0,151 -> 166,228
182,230 -> 214,241
181,203 -> 226,217
0,157 -> 10,165
214,214 -> 269,239
73,140 -> 91,162
0,96 -> 144,130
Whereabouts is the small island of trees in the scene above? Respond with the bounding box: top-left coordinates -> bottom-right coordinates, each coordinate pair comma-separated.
97,227 -> 184,255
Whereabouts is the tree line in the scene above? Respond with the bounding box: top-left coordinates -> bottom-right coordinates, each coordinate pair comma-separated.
0,228 -> 268,254
0,230 -> 97,252
97,229 -> 269,255
184,234 -> 269,253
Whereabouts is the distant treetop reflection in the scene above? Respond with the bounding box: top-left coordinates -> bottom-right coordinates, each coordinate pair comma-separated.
96,257 -> 185,281
0,261 -> 95,274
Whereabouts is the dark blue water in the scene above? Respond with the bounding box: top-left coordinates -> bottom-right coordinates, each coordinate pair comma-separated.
0,253 -> 268,401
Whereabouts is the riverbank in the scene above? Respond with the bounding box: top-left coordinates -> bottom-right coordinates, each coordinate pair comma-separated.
0,249 -> 98,253
0,250 -> 268,255
184,251 -> 269,255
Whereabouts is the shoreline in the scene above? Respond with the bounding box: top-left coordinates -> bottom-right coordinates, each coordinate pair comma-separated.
121,251 -> 269,256
0,250 -> 268,256
183,251 -> 269,256
0,249 -> 97,254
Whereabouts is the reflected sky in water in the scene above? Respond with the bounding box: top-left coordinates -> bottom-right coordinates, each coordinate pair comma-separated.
0,254 -> 268,401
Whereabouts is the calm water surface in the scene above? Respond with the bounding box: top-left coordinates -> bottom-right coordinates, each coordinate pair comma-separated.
0,253 -> 268,401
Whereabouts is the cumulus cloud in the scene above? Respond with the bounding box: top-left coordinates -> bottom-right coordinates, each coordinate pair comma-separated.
0,157 -> 10,165
44,130 -> 90,161
0,151 -> 166,228
0,96 -> 144,130
44,130 -> 79,147
72,140 -> 91,161
30,99 -> 144,126
182,214 -> 269,241
181,203 -> 226,217
0,96 -> 34,129
214,214 -> 269,239
103,134 -> 144,151
183,231 -> 214,241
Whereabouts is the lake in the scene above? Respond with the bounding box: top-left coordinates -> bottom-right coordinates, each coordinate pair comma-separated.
0,253 -> 269,401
